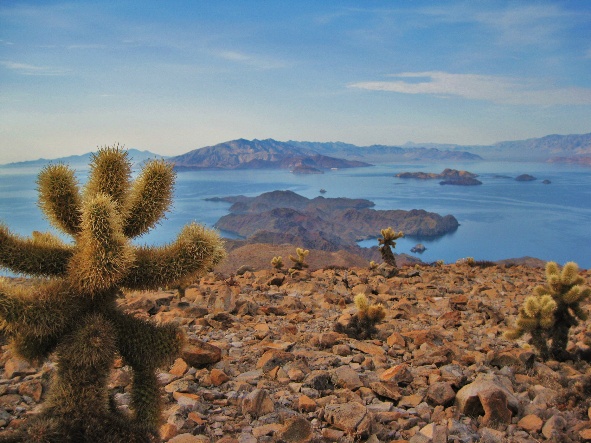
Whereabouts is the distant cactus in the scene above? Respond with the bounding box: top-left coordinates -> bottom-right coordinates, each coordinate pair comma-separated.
505,261 -> 590,361
378,227 -> 403,268
335,293 -> 386,340
369,260 -> 378,270
271,256 -> 284,270
0,146 -> 225,442
289,247 -> 309,271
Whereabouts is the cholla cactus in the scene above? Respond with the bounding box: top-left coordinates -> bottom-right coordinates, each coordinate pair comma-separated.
505,295 -> 557,360
368,260 -> 378,270
0,146 -> 225,442
289,247 -> 309,271
335,293 -> 386,340
505,261 -> 590,361
271,256 -> 284,271
378,227 -> 403,268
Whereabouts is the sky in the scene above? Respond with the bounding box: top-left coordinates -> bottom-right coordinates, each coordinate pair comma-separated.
1,0 -> 591,163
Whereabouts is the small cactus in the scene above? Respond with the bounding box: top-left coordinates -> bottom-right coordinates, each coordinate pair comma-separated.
505,261 -> 590,361
271,256 -> 284,270
378,227 -> 403,268
335,293 -> 386,340
289,247 -> 309,271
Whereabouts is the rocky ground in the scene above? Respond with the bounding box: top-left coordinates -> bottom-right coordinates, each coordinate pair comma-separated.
2,262 -> 591,442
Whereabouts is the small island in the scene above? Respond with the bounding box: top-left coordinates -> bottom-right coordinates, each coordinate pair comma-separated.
515,174 -> 536,182
397,168 -> 481,186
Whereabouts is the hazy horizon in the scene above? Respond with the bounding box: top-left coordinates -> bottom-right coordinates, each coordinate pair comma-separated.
1,1 -> 591,164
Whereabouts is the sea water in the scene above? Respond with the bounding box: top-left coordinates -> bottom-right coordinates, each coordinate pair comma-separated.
1,160 -> 590,274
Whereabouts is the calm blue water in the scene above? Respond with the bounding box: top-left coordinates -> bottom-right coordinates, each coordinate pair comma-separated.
1,161 -> 590,273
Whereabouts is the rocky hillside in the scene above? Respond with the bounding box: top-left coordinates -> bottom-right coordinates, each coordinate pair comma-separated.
2,263 -> 591,442
168,139 -> 370,171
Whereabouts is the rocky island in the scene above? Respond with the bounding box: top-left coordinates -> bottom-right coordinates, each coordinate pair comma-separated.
211,190 -> 459,254
515,174 -> 536,182
396,169 -> 482,186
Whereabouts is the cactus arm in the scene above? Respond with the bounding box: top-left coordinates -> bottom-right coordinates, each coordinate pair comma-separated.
0,280 -> 78,342
37,163 -> 82,236
121,223 -> 225,290
68,194 -> 133,294
0,226 -> 73,277
123,159 -> 175,238
84,146 -> 131,208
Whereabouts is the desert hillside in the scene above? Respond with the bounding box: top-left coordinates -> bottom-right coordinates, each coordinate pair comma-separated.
2,262 -> 591,442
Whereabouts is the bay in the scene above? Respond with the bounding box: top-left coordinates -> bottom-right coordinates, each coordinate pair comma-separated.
1,160 -> 590,275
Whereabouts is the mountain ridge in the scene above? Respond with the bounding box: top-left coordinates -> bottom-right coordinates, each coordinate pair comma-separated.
2,132 -> 590,167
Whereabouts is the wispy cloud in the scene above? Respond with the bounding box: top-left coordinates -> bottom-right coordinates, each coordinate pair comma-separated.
419,4 -> 582,47
0,60 -> 69,76
215,50 -> 287,70
349,72 -> 591,106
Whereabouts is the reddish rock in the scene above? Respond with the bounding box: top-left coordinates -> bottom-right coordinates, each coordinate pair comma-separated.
379,363 -> 413,385
275,415 -> 313,443
518,414 -> 543,433
426,382 -> 456,406
17,379 -> 43,402
479,389 -> 512,427
242,389 -> 275,418
210,368 -> 230,386
181,339 -> 222,367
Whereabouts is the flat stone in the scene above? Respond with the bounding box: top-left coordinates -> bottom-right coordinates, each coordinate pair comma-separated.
332,365 -> 363,390
379,363 -> 413,384
275,415 -> 313,443
242,388 -> 275,418
210,368 -> 230,386
298,395 -> 317,412
324,402 -> 368,433
426,382 -> 455,406
369,381 -> 401,401
182,339 -> 222,367
168,434 -> 210,443
518,414 -> 543,433
3,357 -> 36,379
169,358 -> 189,376
542,414 -> 567,439
350,340 -> 385,356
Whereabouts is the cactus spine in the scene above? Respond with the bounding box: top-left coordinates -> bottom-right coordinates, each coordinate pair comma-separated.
505,261 -> 590,361
0,146 -> 225,442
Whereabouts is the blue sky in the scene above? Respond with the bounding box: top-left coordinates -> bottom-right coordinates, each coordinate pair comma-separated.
1,0 -> 591,163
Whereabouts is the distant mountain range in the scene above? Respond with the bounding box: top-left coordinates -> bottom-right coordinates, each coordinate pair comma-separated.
406,132 -> 591,162
2,132 -> 590,168
168,138 -> 369,171
0,149 -> 165,169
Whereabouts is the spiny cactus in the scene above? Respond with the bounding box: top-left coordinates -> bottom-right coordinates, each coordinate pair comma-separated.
378,227 -> 403,268
289,247 -> 309,271
335,293 -> 386,340
505,261 -> 590,361
271,256 -> 284,271
0,146 -> 225,442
